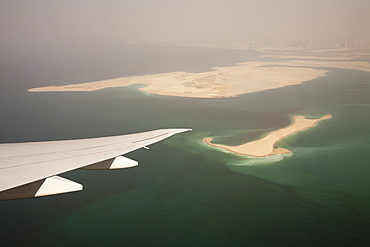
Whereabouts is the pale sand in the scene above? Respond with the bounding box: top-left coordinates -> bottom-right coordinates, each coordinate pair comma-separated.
203,115 -> 332,157
28,58 -> 370,98
28,61 -> 328,98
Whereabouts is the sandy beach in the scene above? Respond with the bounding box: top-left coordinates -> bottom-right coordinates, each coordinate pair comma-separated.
203,115 -> 332,157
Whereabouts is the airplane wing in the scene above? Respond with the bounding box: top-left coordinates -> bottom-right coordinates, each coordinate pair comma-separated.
0,128 -> 191,200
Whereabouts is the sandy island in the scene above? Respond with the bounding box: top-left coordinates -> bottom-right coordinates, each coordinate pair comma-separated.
28,52 -> 370,98
28,61 -> 328,98
203,115 -> 332,157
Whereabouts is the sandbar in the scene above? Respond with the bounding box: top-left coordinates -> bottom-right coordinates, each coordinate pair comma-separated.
203,115 -> 332,157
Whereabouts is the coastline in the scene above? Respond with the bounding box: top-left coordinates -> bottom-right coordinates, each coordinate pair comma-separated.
28,52 -> 370,99
203,115 -> 332,157
27,61 -> 328,98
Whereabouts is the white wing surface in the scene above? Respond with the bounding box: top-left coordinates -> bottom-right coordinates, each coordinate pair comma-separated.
0,128 -> 191,200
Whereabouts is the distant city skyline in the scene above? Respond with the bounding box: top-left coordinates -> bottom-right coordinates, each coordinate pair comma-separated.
137,37 -> 370,49
1,0 -> 370,52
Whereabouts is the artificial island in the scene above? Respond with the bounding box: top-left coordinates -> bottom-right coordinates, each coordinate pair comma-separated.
28,55 -> 370,98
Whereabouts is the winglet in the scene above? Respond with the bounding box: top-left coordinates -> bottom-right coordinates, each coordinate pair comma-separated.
167,128 -> 192,134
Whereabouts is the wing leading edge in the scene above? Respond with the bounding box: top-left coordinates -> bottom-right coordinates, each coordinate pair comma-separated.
0,128 -> 191,200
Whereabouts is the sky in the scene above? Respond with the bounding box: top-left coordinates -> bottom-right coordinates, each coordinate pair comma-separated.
1,0 -> 370,48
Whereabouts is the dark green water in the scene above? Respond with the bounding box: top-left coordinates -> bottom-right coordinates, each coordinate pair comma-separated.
0,48 -> 370,246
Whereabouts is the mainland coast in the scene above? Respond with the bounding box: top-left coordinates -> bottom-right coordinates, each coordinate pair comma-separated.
203,115 -> 332,157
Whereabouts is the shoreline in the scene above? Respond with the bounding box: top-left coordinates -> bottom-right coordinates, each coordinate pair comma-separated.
203,115 -> 332,157
27,61 -> 328,98
27,51 -> 370,99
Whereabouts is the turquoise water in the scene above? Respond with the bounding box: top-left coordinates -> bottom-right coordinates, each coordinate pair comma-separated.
0,47 -> 370,246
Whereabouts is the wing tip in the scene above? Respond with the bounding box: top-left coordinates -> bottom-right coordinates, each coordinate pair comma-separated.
167,128 -> 193,134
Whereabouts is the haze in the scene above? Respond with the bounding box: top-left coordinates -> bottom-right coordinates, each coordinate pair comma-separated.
1,0 -> 370,48
1,0 -> 370,90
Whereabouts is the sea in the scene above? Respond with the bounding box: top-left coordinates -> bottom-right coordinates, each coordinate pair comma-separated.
0,43 -> 369,247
